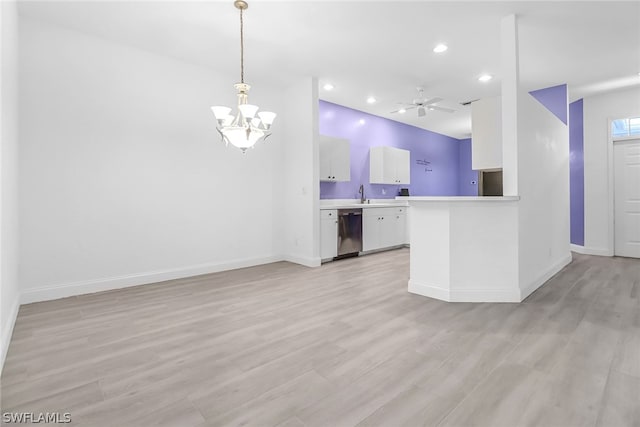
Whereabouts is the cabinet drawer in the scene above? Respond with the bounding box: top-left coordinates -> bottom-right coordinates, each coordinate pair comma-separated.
320,210 -> 338,220
364,207 -> 406,218
363,207 -> 395,218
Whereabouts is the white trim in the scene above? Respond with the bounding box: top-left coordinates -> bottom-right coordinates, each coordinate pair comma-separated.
21,255 -> 283,304
611,134 -> 640,257
608,115 -> 640,258
570,244 -> 612,256
519,254 -> 573,301
283,254 -> 321,268
1,295 -> 20,375
612,136 -> 640,144
360,245 -> 406,256
409,253 -> 573,303
608,117 -> 615,257
408,279 -> 522,303
408,280 -> 453,301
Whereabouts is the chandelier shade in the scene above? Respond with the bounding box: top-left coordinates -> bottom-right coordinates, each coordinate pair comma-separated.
211,1 -> 276,153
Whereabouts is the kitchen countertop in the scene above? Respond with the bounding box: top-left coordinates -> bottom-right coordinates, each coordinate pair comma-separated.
319,199 -> 408,210
320,196 -> 520,209
398,196 -> 520,202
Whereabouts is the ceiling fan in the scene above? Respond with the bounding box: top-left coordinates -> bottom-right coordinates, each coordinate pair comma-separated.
391,87 -> 455,116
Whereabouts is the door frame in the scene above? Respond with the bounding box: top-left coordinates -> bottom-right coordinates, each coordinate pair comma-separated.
607,116 -> 640,256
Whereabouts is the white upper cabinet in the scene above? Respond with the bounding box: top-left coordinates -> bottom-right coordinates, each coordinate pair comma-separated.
369,146 -> 411,185
319,135 -> 350,182
471,96 -> 502,170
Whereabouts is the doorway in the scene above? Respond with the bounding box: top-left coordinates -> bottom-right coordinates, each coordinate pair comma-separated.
614,139 -> 640,258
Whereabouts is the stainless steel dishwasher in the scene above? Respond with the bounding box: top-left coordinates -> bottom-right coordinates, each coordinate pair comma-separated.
337,208 -> 363,259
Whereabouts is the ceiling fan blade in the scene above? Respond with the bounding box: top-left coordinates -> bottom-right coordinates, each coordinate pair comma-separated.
429,105 -> 456,113
424,97 -> 443,106
390,106 -> 416,113
418,107 -> 426,117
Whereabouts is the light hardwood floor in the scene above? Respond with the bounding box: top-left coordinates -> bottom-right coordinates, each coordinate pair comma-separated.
1,249 -> 639,426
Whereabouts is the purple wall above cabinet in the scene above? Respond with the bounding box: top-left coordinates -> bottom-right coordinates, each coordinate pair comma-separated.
319,100 -> 463,199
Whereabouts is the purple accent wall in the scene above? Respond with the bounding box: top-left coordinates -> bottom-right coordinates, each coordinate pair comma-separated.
457,138 -> 478,196
319,101 -> 461,199
569,99 -> 585,246
529,84 -> 568,124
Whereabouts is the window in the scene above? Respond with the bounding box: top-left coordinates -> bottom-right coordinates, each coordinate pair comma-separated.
612,117 -> 640,139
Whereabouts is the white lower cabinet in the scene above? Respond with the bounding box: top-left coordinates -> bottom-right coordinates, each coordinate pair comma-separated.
363,207 -> 406,252
320,210 -> 338,260
395,210 -> 407,246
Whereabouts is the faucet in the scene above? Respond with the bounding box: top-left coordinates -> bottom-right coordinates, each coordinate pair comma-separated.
359,184 -> 366,204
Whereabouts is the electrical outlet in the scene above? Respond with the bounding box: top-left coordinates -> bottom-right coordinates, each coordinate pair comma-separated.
382,188 -> 386,195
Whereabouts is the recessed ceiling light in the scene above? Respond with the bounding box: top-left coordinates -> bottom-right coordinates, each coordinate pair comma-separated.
366,96 -> 376,104
323,83 -> 334,91
478,74 -> 493,82
359,119 -> 366,125
398,108 -> 406,114
433,44 -> 448,53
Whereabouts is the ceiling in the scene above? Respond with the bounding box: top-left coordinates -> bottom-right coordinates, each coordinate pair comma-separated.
18,1 -> 640,139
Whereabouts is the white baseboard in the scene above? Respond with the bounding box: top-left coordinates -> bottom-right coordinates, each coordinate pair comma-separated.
519,253 -> 573,301
1,294 -> 20,375
283,254 -> 321,268
408,279 -> 522,303
570,244 -> 612,257
21,255 -> 283,304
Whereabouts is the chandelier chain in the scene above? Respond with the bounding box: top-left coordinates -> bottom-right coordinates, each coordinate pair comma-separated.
239,7 -> 244,83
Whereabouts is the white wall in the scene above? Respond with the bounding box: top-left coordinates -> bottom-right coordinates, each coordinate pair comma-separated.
583,87 -> 640,255
1,0 -> 21,372
516,89 -> 571,295
281,77 -> 320,266
18,18 -> 286,302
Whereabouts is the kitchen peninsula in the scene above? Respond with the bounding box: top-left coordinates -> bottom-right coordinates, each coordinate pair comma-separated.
403,196 -> 528,303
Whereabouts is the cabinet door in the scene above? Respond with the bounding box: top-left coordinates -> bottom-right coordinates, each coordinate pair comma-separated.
331,140 -> 351,182
395,148 -> 411,184
362,212 -> 380,251
369,146 -> 386,184
382,147 -> 397,184
371,146 -> 410,184
393,212 -> 407,246
319,138 -> 334,181
320,212 -> 338,259
370,146 -> 396,184
378,213 -> 396,248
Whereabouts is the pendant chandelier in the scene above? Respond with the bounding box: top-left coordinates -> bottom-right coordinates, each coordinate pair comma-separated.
211,0 -> 276,153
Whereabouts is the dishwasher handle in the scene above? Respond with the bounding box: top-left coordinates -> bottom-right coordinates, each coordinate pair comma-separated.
337,209 -> 363,216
